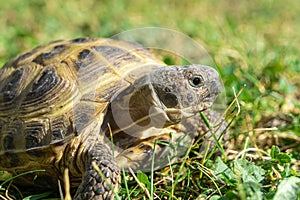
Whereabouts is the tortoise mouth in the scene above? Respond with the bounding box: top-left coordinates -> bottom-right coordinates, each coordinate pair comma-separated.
152,87 -> 215,123
153,89 -> 214,124
163,104 -> 211,124
152,89 -> 205,124
155,89 -> 218,123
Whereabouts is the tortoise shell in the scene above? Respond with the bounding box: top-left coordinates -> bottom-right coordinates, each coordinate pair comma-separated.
0,38 -> 164,153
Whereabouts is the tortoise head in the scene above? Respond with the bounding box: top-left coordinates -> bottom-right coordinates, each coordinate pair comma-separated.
110,64 -> 222,135
146,65 -> 222,123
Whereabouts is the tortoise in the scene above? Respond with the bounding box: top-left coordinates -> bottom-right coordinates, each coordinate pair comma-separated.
0,37 -> 225,199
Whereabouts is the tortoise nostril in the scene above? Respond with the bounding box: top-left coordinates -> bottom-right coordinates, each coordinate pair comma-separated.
164,87 -> 171,93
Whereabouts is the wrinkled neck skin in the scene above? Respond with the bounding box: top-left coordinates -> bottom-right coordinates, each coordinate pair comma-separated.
105,64 -> 221,142
102,83 -> 185,151
108,83 -> 181,136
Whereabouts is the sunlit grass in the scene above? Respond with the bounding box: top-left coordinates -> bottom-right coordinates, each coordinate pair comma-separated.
0,0 -> 299,199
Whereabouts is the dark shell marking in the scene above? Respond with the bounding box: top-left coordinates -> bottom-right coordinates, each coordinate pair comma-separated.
33,45 -> 69,66
0,68 -> 24,101
77,49 -> 91,60
71,37 -> 96,43
25,68 -> 58,100
0,116 -> 75,153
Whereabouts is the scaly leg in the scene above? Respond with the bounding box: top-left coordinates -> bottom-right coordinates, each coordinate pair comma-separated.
74,143 -> 120,200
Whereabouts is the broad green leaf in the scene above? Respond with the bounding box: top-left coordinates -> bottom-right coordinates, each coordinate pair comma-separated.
273,176 -> 300,200
213,157 -> 236,186
235,159 -> 265,183
137,171 -> 151,191
277,153 -> 292,164
242,181 -> 262,200
270,146 -> 280,159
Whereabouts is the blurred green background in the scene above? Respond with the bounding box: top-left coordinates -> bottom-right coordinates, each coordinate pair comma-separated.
0,0 -> 299,156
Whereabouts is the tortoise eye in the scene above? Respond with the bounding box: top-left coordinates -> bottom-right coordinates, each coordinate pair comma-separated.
189,76 -> 203,87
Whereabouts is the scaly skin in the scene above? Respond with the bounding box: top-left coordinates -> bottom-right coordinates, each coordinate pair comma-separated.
74,143 -> 120,200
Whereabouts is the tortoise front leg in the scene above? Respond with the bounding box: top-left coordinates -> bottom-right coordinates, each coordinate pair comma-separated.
74,143 -> 120,200
115,124 -> 196,172
115,110 -> 228,172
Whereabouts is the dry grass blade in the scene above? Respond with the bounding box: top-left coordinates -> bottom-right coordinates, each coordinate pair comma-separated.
0,181 -> 14,200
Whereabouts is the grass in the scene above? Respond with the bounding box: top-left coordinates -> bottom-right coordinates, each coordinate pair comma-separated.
0,0 -> 300,199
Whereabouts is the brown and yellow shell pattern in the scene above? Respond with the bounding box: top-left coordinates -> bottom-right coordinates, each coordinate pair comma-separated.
0,38 -> 163,151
